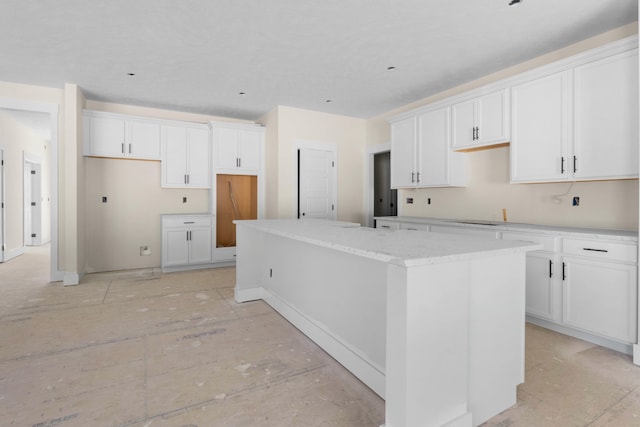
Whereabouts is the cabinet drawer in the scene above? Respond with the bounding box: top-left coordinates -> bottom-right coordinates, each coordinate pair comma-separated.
376,220 -> 400,230
562,238 -> 637,263
502,232 -> 557,252
400,223 -> 430,232
162,216 -> 212,228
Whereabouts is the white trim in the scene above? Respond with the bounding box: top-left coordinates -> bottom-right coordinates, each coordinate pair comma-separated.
0,147 -> 4,262
0,98 -> 61,282
23,153 -> 42,246
63,272 -> 83,286
234,286 -> 265,303
364,143 -> 391,228
293,140 -> 338,220
4,245 -> 25,262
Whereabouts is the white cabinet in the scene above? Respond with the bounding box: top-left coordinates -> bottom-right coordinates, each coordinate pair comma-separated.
573,49 -> 639,180
502,231 -> 560,322
511,46 -> 639,183
83,111 -> 161,160
162,215 -> 213,270
561,238 -> 637,344
451,89 -> 509,150
510,71 -> 571,183
390,107 -> 465,189
390,116 -> 417,188
212,124 -> 263,174
161,123 -> 210,188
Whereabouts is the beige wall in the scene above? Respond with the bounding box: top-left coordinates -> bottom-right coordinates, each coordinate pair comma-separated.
259,106 -> 367,224
366,22 -> 639,231
0,114 -> 50,254
82,101 -> 250,273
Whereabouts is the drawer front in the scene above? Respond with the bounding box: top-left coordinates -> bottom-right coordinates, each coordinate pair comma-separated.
376,220 -> 400,230
502,232 -> 557,252
162,215 -> 212,228
400,223 -> 430,232
562,238 -> 637,263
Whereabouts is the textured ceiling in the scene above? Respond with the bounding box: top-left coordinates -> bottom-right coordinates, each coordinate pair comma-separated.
0,0 -> 637,120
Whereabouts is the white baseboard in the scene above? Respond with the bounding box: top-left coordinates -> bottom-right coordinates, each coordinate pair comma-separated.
4,246 -> 25,262
161,260 -> 235,273
235,286 -> 264,303
63,271 -> 84,286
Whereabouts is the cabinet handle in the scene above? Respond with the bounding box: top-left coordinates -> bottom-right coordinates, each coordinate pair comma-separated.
184,221 -> 195,224
573,155 -> 577,173
562,262 -> 566,281
411,172 -> 415,183
186,230 -> 189,241
187,174 -> 190,184
239,157 -> 241,168
549,260 -> 553,278
475,126 -> 480,141
129,144 -> 132,154
416,172 -> 420,183
472,127 -> 476,141
121,143 -> 125,154
561,157 -> 565,174
583,247 -> 608,253
380,225 -> 390,229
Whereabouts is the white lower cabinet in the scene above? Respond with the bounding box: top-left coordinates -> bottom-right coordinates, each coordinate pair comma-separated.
524,252 -> 557,322
562,255 -> 637,344
162,215 -> 213,270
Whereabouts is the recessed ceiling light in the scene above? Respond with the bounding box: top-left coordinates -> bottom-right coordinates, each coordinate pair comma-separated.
239,91 -> 246,95
508,0 -> 523,6
127,72 -> 135,76
325,99 -> 332,103
387,66 -> 396,71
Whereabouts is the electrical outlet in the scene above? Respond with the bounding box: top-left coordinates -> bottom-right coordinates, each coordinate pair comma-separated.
182,197 -> 187,203
140,245 -> 151,256
427,198 -> 431,205
406,198 -> 414,204
572,196 -> 580,206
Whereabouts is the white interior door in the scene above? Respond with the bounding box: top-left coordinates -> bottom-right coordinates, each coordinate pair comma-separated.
298,148 -> 336,220
30,163 -> 42,245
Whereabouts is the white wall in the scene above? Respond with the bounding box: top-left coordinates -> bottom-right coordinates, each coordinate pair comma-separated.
259,105 -> 367,224
366,22 -> 639,231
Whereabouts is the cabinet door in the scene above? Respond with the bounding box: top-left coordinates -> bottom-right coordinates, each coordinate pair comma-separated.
477,90 -> 509,145
525,252 -> 556,321
237,129 -> 261,172
562,256 -> 637,343
186,127 -> 211,188
164,228 -> 190,267
417,108 -> 449,186
161,125 -> 188,187
511,71 -> 570,183
390,117 -> 417,188
126,119 -> 161,160
215,127 -> 240,170
89,115 -> 126,157
573,49 -> 639,180
451,99 -> 475,148
189,227 -> 212,265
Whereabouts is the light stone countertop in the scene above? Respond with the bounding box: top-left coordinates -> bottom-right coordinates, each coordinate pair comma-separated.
234,219 -> 541,267
375,216 -> 638,241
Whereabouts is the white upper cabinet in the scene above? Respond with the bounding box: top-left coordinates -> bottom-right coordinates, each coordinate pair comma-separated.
212,123 -> 263,174
451,89 -> 509,150
390,107 -> 465,189
390,116 -> 417,188
511,43 -> 638,183
510,71 -> 571,183
83,111 -> 161,160
161,123 -> 211,188
573,49 -> 639,180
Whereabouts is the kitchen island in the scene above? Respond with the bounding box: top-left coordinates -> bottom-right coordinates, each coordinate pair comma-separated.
234,219 -> 541,427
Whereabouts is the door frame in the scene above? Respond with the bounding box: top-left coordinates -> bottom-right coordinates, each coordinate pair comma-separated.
0,98 -> 61,281
23,153 -> 42,246
364,142 -> 391,228
0,147 -> 4,262
293,140 -> 337,220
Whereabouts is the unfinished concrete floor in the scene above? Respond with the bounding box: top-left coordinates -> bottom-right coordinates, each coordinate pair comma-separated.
1,246 -> 639,426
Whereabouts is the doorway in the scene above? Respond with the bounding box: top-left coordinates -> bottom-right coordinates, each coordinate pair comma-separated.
373,151 -> 397,218
297,146 -> 337,220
